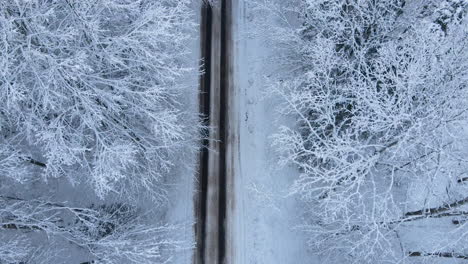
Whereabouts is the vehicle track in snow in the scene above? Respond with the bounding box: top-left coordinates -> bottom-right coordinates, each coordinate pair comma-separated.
194,1 -> 232,264
194,1 -> 314,263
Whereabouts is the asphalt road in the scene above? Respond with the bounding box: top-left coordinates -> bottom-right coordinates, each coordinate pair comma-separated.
194,1 -> 232,264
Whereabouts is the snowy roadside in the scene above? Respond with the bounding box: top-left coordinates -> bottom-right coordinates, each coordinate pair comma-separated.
226,0 -> 319,263
163,1 -> 202,264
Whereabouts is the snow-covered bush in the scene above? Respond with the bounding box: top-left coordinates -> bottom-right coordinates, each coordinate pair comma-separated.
0,234 -> 31,263
258,0 -> 468,262
0,0 -> 198,199
0,196 -> 183,263
0,237 -> 61,264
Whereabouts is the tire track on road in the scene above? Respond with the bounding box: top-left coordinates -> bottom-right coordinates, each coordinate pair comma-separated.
195,1 -> 232,263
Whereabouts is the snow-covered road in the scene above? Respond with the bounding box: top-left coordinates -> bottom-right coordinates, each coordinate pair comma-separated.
195,1 -> 226,263
196,1 -> 318,263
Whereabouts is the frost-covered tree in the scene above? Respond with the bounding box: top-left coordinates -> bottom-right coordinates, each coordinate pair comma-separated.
0,196 -> 183,263
0,237 -> 61,264
0,0 -> 198,199
257,0 -> 468,262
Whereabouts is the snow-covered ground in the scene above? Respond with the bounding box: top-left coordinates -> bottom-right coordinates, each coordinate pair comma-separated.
226,1 -> 319,263
164,1 -> 202,263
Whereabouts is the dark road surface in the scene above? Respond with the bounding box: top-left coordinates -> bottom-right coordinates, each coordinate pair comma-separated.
194,1 -> 232,264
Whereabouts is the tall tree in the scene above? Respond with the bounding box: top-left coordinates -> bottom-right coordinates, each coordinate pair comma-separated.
0,0 -> 198,200
259,0 -> 468,262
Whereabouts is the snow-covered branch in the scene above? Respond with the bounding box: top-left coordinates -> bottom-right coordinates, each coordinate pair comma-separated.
261,0 -> 468,262
0,0 -> 199,200
0,196 -> 185,263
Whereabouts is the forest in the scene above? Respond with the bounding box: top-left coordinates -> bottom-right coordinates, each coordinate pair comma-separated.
0,0 -> 467,263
